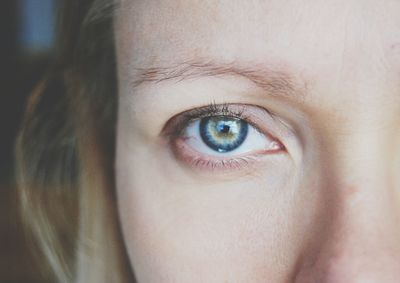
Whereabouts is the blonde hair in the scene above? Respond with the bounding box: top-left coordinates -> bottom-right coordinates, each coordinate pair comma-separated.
15,0 -> 134,282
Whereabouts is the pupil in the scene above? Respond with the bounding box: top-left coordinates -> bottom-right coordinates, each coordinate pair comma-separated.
199,116 -> 248,153
219,124 -> 230,134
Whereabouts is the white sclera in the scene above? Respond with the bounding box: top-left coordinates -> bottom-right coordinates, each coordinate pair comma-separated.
183,119 -> 279,157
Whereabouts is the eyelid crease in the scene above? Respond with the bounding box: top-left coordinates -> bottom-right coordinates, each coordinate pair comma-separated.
130,59 -> 307,100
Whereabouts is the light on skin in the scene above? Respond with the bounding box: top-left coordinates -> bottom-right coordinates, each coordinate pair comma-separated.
114,0 -> 400,282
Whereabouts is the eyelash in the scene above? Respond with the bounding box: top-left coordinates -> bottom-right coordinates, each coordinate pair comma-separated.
167,103 -> 254,137
164,103 -> 285,172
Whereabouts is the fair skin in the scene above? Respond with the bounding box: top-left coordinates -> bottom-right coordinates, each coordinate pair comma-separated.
114,0 -> 400,282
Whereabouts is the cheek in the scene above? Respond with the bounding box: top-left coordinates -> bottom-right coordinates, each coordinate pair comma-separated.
115,129 -> 323,283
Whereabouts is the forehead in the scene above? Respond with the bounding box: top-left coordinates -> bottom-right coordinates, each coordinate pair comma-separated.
115,0 -> 400,65
115,0 -> 400,111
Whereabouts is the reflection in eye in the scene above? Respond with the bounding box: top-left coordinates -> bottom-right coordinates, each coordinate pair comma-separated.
166,104 -> 286,171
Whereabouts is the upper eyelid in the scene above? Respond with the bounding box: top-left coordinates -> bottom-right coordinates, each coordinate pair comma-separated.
162,103 -> 276,139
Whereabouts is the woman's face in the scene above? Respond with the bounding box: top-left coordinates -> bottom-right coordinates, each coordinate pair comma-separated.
114,1 -> 400,282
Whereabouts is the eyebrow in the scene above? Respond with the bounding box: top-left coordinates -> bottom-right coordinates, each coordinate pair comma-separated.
131,60 -> 305,98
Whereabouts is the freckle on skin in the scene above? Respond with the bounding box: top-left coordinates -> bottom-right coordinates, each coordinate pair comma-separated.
345,185 -> 359,197
390,43 -> 400,50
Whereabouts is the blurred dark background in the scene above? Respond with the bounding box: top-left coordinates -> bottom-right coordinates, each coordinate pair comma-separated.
1,1 -> 58,282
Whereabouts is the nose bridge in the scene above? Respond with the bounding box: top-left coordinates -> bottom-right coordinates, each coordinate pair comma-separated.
294,127 -> 400,282
294,190 -> 400,283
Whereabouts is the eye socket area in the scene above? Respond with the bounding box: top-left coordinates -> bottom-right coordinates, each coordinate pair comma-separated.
163,104 -> 288,172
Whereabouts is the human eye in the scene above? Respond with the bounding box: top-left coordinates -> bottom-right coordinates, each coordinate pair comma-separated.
163,103 -> 286,172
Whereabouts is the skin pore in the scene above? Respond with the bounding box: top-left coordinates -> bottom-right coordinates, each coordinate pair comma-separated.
114,0 -> 400,282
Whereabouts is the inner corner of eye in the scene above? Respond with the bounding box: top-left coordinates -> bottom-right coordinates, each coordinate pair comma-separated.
269,140 -> 285,151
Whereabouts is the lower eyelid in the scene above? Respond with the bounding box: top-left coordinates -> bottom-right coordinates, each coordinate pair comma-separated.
172,136 -> 284,172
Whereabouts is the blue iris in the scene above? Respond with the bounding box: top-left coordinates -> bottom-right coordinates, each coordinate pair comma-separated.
199,116 -> 249,153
